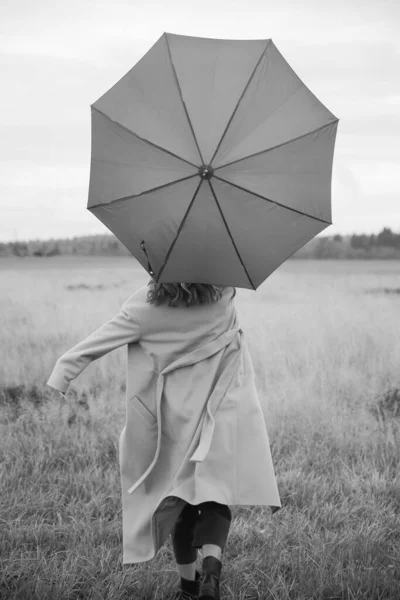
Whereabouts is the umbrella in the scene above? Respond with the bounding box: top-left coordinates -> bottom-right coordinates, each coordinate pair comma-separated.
88,33 -> 339,290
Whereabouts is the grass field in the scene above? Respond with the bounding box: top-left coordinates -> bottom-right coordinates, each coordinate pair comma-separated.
1,256 -> 400,600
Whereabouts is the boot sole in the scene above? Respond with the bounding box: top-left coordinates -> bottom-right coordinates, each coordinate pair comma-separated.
199,587 -> 220,600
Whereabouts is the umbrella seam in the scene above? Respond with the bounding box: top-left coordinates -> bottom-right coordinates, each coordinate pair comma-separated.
208,180 -> 256,290
212,81 -> 304,166
213,119 -> 340,171
88,174 -> 199,209
164,33 -> 204,165
209,40 -> 271,165
91,105 -> 199,169
157,179 -> 204,282
213,175 -> 332,225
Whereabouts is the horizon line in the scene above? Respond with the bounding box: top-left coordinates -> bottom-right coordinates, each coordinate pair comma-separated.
1,227 -> 398,245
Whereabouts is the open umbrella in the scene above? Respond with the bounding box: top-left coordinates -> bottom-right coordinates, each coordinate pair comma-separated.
88,33 -> 339,289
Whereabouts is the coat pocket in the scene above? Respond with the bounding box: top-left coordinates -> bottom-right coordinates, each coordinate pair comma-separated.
129,395 -> 157,427
120,394 -> 158,488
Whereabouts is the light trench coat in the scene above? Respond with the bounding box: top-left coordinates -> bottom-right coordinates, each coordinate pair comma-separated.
47,284 -> 281,564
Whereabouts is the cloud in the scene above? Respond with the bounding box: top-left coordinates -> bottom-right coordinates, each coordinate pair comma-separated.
0,162 -> 88,189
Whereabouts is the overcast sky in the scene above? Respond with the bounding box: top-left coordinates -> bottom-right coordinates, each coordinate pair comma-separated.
1,0 -> 399,243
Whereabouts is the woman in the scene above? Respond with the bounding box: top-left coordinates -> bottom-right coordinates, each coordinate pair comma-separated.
47,280 -> 281,600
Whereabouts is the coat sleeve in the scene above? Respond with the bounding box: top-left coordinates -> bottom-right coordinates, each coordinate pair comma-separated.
46,303 -> 140,394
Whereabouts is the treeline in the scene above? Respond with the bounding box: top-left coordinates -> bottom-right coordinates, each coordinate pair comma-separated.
1,227 -> 400,259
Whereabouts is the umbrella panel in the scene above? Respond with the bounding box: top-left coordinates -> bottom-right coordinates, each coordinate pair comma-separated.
89,176 -> 200,276
212,40 -> 338,168
88,108 -> 198,209
91,34 -> 202,165
166,33 -> 269,165
215,120 -> 338,223
208,177 -> 329,289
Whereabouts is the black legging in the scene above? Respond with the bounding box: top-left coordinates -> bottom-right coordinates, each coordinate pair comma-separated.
171,501 -> 232,565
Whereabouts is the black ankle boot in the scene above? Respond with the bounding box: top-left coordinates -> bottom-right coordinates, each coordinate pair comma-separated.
199,556 -> 222,600
175,568 -> 201,599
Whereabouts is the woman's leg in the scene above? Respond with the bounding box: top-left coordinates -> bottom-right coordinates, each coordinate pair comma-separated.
192,501 -> 232,557
170,502 -> 200,581
202,543 -> 222,560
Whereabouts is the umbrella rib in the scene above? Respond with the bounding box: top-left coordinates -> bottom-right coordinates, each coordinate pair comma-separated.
88,174 -> 199,209
208,180 -> 256,290
213,120 -> 339,171
208,40 -> 271,166
157,179 -> 204,282
91,106 -> 199,169
164,33 -> 204,165
213,175 -> 332,225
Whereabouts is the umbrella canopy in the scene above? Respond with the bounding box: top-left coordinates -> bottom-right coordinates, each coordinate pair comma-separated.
88,33 -> 339,290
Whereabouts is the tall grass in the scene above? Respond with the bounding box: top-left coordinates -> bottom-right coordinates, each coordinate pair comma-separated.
1,256 -> 399,599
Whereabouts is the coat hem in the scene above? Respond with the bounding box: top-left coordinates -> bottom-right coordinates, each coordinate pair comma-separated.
121,497 -> 283,565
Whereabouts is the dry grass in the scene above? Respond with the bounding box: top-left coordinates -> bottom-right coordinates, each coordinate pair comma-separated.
1,256 -> 400,599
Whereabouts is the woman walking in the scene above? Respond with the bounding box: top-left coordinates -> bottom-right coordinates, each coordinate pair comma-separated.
47,280 -> 281,599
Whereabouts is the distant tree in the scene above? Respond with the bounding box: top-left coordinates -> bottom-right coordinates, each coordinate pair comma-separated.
376,227 -> 400,248
0,242 -> 9,257
314,237 -> 329,258
110,240 -> 119,252
12,242 -> 29,257
351,234 -> 371,250
46,246 -> 61,256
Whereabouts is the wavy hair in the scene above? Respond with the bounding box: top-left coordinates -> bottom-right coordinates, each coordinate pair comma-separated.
146,279 -> 236,308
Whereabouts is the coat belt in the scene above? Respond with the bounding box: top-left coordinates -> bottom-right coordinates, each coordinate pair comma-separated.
127,327 -> 243,495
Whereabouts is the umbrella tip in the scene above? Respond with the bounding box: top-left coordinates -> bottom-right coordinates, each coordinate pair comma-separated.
198,165 -> 214,180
